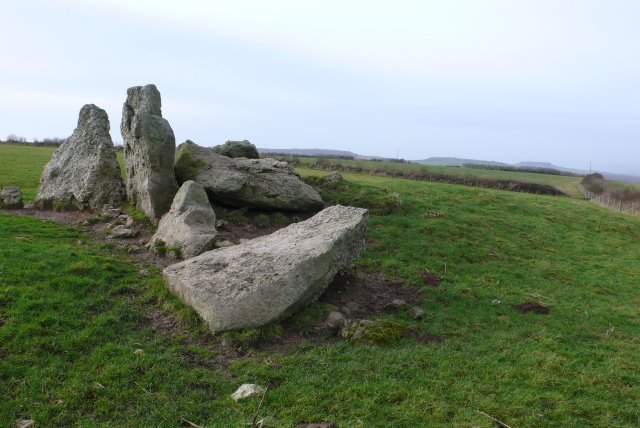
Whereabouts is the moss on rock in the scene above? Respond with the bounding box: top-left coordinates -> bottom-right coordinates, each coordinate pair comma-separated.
341,319 -> 411,345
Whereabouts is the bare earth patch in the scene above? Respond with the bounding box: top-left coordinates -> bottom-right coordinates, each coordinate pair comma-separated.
512,301 -> 550,314
320,271 -> 422,314
18,207 -> 94,224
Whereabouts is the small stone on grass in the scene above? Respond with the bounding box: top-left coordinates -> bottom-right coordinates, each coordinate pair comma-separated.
231,383 -> 266,401
16,420 -> 35,428
409,306 -> 425,319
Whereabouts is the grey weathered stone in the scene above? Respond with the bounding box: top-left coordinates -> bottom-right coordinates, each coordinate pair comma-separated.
102,207 -> 122,218
35,104 -> 124,210
163,205 -> 368,333
0,186 -> 23,209
409,306 -> 425,319
117,215 -> 135,227
231,384 -> 266,401
174,140 -> 323,211
211,140 -> 259,159
340,301 -> 366,317
325,311 -> 346,328
121,84 -> 178,221
151,180 -> 218,259
109,225 -> 138,238
215,239 -> 236,248
390,299 -> 407,309
15,419 -> 35,428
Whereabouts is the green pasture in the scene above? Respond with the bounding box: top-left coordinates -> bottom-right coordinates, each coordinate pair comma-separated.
292,156 -> 585,198
1,145 -> 639,426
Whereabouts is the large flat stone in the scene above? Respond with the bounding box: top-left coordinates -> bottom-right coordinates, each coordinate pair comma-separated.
174,140 -> 323,212
163,205 -> 368,333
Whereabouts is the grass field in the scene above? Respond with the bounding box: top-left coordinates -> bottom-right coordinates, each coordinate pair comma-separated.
0,145 -> 126,202
0,144 -> 584,201
0,145 -> 56,201
2,146 -> 640,426
290,156 -> 585,198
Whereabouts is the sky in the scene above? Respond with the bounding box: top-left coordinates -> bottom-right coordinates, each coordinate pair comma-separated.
2,0 -> 639,174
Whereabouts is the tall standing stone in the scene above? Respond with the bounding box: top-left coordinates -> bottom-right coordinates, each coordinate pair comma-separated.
35,104 -> 124,210
121,84 -> 178,221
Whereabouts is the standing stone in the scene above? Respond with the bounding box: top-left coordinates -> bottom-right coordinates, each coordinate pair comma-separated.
151,180 -> 218,259
211,140 -> 259,159
0,186 -> 24,209
163,205 -> 368,333
121,84 -> 178,221
35,104 -> 124,210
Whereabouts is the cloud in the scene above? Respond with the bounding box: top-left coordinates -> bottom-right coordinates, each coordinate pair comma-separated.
0,86 -> 121,111
67,0 -> 638,82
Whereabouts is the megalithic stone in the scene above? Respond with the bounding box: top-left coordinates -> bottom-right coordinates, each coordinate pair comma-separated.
163,205 -> 368,333
36,104 -> 125,210
121,84 -> 178,221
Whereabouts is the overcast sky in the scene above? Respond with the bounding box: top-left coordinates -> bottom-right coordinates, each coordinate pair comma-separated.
2,0 -> 639,173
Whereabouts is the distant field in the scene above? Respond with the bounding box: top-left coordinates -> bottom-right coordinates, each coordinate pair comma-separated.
0,144 -> 56,200
2,146 -> 640,426
291,156 -> 585,198
0,144 -> 125,201
608,179 -> 640,191
0,144 -> 586,200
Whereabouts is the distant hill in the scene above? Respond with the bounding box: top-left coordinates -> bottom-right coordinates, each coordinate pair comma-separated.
515,162 -> 640,183
257,149 -> 640,185
600,172 -> 640,184
514,161 -> 586,175
258,148 -> 359,158
415,157 -> 509,167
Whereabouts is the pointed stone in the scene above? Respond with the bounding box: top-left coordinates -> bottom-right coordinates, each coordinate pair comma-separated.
36,104 -> 124,210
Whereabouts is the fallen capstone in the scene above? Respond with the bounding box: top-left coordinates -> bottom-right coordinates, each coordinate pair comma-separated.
121,84 -> 178,221
211,140 -> 259,159
151,180 -> 218,259
174,140 -> 323,211
35,104 -> 124,210
0,186 -> 24,209
163,205 -> 368,333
